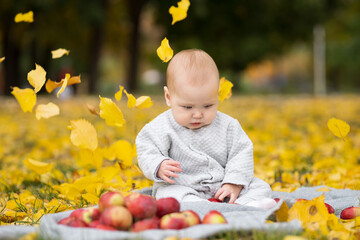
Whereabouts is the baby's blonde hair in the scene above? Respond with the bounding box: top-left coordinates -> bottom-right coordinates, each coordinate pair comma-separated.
166,49 -> 219,92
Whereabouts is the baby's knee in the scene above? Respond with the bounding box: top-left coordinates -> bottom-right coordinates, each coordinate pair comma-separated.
155,185 -> 204,202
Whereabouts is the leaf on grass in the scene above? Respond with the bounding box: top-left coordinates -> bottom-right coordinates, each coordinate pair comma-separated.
115,85 -> 124,101
23,158 -> 53,175
51,48 -> 70,59
68,119 -> 98,151
0,57 -> 5,63
11,87 -> 36,113
111,140 -> 134,167
35,102 -> 60,120
27,64 -> 46,93
82,193 -> 99,205
327,118 -> 350,140
14,11 -> 34,23
45,75 -> 81,93
169,0 -> 190,25
157,38 -> 173,63
87,104 -> 100,116
219,77 -> 233,102
77,148 -> 103,170
99,96 -> 126,127
123,90 -> 136,108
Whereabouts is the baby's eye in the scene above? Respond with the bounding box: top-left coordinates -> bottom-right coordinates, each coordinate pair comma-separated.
183,106 -> 192,109
204,105 -> 213,109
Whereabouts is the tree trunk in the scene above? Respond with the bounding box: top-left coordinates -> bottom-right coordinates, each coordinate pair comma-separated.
126,0 -> 146,92
2,16 -> 21,95
88,0 -> 109,94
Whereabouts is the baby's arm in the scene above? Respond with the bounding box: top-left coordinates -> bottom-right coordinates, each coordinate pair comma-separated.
214,183 -> 243,203
157,159 -> 182,184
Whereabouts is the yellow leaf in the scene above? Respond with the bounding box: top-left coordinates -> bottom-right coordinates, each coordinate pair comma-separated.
283,236 -> 307,240
35,102 -> 60,120
69,119 -> 98,151
218,77 -> 233,102
56,183 -> 81,201
6,200 -> 19,210
156,37 -> 173,63
11,87 -> 36,113
57,74 -> 70,98
115,85 -> 124,101
27,64 -> 46,93
123,90 -> 136,108
97,163 -> 121,182
275,200 -> 289,222
51,48 -> 70,59
5,210 -> 27,219
135,96 -> 153,109
327,118 -> 350,140
45,75 -> 81,93
169,0 -> 190,25
82,193 -> 99,205
14,11 -> 34,23
77,148 -> 103,170
111,140 -> 134,167
316,187 -> 331,192
23,158 -> 53,175
0,57 -> 5,63
99,96 -> 126,127
32,209 -> 45,222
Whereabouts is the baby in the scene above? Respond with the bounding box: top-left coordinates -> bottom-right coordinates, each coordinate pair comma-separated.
136,49 -> 275,209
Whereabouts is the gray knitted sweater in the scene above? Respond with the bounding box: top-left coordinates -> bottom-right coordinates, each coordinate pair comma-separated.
135,109 -> 254,197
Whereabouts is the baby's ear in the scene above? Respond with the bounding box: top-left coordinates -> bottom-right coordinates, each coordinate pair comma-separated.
164,86 -> 171,107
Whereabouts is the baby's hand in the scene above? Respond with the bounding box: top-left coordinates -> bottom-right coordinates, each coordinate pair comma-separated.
156,159 -> 182,184
214,183 -> 243,204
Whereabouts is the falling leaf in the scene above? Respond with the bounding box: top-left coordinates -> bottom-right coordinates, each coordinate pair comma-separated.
99,96 -> 126,127
35,102 -> 60,120
124,90 -> 136,108
0,57 -> 5,63
327,118 -> 350,140
57,74 -> 70,98
11,87 -> 36,113
219,77 -> 233,102
115,85 -> 124,101
51,48 -> 70,59
14,11 -> 34,23
157,38 -> 173,63
169,0 -> 190,25
87,104 -> 100,116
68,119 -> 98,151
45,75 -> 81,93
23,158 -> 53,175
27,64 -> 46,93
135,96 -> 153,109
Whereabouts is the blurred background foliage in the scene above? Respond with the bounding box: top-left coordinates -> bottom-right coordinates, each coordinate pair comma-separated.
0,0 -> 359,96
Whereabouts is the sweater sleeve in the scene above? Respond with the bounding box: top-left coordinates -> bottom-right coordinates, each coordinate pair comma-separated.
135,124 -> 170,182
222,119 -> 254,189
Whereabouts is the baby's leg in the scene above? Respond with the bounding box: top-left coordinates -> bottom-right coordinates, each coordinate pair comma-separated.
155,185 -> 208,202
235,177 -> 276,209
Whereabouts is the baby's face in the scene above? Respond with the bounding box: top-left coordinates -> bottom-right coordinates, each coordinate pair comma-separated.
165,78 -> 219,130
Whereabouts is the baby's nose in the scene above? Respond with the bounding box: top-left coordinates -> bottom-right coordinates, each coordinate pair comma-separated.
193,111 -> 202,118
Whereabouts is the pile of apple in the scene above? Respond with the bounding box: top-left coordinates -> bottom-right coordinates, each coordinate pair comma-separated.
58,192 -> 227,232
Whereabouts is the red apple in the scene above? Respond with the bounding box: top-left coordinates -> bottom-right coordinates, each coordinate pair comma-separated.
58,217 -> 74,225
94,224 -> 118,231
340,206 -> 360,220
208,198 -> 222,203
75,207 -> 101,224
202,210 -> 227,224
325,203 -> 335,214
156,197 -> 180,218
88,220 -> 101,228
100,206 -> 133,230
181,210 -> 201,226
66,218 -> 88,228
125,193 -> 157,220
160,213 -> 189,230
131,217 -> 161,232
69,209 -> 85,219
98,192 -> 124,212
